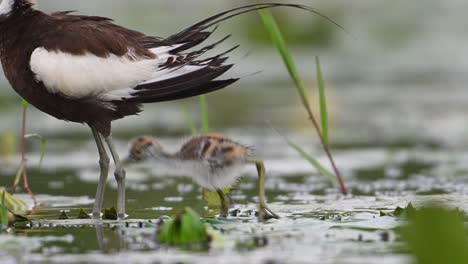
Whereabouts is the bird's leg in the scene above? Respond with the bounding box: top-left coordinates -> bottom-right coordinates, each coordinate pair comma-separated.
249,160 -> 279,222
90,126 -> 110,219
216,189 -> 230,217
95,224 -> 106,251
104,135 -> 127,220
12,103 -> 37,206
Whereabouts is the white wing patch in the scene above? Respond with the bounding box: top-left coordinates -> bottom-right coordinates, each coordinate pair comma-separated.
30,45 -> 207,100
30,48 -> 159,98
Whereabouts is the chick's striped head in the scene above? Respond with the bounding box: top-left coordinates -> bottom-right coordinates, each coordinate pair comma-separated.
128,136 -> 165,161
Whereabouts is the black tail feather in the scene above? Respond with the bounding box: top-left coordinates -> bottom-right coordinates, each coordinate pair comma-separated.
130,79 -> 238,104
126,65 -> 235,103
123,3 -> 344,105
167,3 -> 346,47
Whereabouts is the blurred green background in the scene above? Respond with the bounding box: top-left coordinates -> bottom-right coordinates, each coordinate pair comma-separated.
1,0 -> 466,147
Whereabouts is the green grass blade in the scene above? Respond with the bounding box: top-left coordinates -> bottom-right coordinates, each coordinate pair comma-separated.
269,124 -> 338,186
287,139 -> 338,186
316,56 -> 329,145
258,9 -> 311,108
25,133 -> 47,166
260,10 -> 348,195
200,95 -> 210,133
183,107 -> 199,136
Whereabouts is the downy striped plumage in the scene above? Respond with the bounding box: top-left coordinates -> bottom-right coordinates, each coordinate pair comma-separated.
125,134 -> 278,220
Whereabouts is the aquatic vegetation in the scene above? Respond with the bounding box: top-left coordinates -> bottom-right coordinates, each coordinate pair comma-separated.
158,207 -> 210,248
0,1 -> 463,263
0,192 -> 8,229
0,189 -> 28,216
258,9 -> 347,194
400,203 -> 468,264
103,207 -> 118,220
0,189 -> 30,229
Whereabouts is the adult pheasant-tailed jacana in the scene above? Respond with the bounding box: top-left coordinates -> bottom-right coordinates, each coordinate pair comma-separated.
0,1 -> 326,219
124,134 -> 279,221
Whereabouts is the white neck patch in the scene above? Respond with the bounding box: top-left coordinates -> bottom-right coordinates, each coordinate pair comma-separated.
0,0 -> 15,17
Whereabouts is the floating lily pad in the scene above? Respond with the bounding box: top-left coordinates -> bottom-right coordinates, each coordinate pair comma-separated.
103,207 -> 117,220
58,211 -> 69,220
77,209 -> 90,219
158,207 -> 210,248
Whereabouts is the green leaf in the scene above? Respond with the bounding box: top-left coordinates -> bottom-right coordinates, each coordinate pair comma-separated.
59,211 -> 69,220
103,207 -> 117,220
9,210 -> 29,223
400,203 -> 468,264
288,140 -> 338,186
199,95 -> 210,133
0,192 -> 8,228
393,203 -> 418,218
258,9 -> 311,108
77,209 -> 90,219
393,206 -> 405,217
259,9 -> 347,195
406,202 -> 416,218
316,56 -> 329,145
13,163 -> 25,192
0,189 -> 28,215
158,207 -> 209,247
269,124 -> 338,186
25,133 -> 47,166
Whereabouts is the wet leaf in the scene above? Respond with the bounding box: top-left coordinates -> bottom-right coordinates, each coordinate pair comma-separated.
158,207 -> 210,248
59,211 -> 69,220
394,203 -> 417,218
406,202 -> 416,217
400,203 -> 468,264
0,192 -> 8,228
0,189 -> 28,215
10,209 -> 31,229
9,210 -> 29,223
103,207 -> 117,220
77,208 -> 90,219
393,206 -> 405,217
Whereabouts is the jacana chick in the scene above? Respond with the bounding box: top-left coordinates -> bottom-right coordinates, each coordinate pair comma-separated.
0,1 -> 318,219
124,134 -> 279,221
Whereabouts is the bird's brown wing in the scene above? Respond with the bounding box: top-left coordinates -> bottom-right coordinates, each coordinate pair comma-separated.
43,12 -> 164,58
